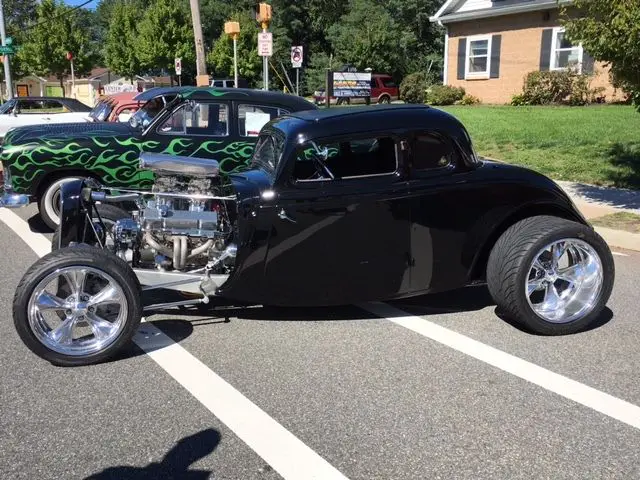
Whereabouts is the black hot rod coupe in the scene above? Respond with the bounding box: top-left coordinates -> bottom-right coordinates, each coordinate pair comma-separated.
9,105 -> 614,366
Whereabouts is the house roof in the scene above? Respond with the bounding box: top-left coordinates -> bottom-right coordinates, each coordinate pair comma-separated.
430,0 -> 573,24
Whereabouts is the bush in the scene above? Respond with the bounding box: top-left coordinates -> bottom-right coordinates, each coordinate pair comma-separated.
512,70 -> 604,106
400,72 -> 429,104
456,94 -> 481,105
425,85 -> 465,105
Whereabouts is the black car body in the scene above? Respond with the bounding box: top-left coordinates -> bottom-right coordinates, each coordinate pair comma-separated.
10,104 -> 615,366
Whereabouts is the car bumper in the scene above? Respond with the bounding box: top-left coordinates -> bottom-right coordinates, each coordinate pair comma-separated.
0,171 -> 29,208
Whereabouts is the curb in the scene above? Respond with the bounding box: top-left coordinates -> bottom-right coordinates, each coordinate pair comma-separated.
594,226 -> 640,252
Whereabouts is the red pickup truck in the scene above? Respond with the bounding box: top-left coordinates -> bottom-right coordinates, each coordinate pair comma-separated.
313,73 -> 400,105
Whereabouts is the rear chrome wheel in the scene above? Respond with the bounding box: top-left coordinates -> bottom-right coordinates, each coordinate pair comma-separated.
14,248 -> 142,366
487,215 -> 614,335
526,239 -> 603,324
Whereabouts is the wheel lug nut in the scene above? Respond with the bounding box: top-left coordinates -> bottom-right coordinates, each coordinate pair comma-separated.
88,307 -> 94,312
65,309 -> 72,315
77,315 -> 84,321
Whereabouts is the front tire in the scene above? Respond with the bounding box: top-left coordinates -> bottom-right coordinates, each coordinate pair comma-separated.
13,248 -> 142,366
38,176 -> 83,230
487,215 -> 614,335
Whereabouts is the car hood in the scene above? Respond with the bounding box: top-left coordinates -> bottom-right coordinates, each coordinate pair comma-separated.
2,121 -> 136,146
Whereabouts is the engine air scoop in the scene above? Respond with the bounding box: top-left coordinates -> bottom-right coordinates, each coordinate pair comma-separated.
139,152 -> 220,178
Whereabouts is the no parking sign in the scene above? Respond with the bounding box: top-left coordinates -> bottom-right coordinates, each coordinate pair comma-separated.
291,46 -> 303,68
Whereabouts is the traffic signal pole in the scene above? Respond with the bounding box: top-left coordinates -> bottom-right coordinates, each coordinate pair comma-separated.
0,0 -> 13,100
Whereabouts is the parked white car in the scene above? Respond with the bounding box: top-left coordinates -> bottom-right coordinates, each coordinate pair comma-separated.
0,96 -> 92,141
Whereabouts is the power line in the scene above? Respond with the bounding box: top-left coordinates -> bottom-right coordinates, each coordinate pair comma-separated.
23,0 -> 97,32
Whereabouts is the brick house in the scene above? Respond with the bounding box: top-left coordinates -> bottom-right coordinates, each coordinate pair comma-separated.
429,0 -> 622,104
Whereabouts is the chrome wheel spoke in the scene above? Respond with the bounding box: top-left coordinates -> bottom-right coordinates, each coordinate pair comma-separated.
527,278 -> 545,296
50,317 -> 76,345
62,269 -> 87,298
35,291 -> 68,311
86,313 -> 115,342
557,263 -> 582,284
89,284 -> 121,307
551,241 -> 567,268
541,283 -> 561,311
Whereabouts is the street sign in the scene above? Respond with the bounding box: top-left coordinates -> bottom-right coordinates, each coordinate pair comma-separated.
175,57 -> 182,75
291,46 -> 303,68
5,37 -> 12,46
0,45 -> 15,55
258,32 -> 272,57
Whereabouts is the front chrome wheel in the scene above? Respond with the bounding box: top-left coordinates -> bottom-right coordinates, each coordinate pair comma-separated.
525,238 -> 603,324
27,266 -> 128,357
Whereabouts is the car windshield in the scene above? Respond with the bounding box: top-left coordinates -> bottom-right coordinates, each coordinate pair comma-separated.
89,100 -> 113,121
250,130 -> 286,173
0,99 -> 15,114
130,94 -> 177,128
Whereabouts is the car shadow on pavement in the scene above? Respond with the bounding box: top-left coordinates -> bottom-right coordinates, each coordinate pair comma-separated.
389,285 -> 614,336
83,428 -> 221,480
27,212 -> 54,234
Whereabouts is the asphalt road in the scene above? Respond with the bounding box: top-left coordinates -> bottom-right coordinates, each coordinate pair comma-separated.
1,203 -> 640,480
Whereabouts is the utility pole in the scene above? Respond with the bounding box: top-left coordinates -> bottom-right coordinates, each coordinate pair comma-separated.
189,0 -> 208,86
0,0 -> 13,100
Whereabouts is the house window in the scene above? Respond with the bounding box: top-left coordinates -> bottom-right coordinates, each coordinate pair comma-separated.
550,27 -> 583,72
465,35 -> 492,79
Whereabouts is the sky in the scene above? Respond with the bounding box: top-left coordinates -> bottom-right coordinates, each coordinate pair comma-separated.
63,0 -> 98,9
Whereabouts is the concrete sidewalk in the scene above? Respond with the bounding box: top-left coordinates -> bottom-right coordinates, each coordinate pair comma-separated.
558,181 -> 640,252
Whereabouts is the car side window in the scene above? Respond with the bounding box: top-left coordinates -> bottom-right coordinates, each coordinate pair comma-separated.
411,133 -> 454,171
292,136 -> 398,182
238,104 -> 289,137
158,102 -> 229,136
16,100 -> 44,113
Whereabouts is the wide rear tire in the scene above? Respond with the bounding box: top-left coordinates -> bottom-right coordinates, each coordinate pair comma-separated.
13,248 -> 142,366
487,215 -> 614,335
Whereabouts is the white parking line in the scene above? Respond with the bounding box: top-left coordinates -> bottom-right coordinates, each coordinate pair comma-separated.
360,301 -> 640,431
612,252 -> 629,257
0,208 -> 349,480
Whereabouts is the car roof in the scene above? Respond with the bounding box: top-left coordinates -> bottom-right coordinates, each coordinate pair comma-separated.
133,86 -> 317,110
270,104 -> 474,158
10,96 -> 92,111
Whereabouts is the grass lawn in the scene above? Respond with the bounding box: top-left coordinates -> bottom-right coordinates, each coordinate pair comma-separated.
591,212 -> 640,233
438,105 -> 640,190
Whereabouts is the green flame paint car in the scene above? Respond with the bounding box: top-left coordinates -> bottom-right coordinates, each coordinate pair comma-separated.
0,87 -> 316,229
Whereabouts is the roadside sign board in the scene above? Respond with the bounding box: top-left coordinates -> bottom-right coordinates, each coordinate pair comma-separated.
0,45 -> 15,55
291,46 -> 303,68
258,32 -> 272,57
331,71 -> 372,97
175,57 -> 182,75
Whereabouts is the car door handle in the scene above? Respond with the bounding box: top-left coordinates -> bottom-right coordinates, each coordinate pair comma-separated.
278,208 -> 297,223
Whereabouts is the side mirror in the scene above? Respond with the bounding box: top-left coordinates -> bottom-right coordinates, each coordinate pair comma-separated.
118,112 -> 131,122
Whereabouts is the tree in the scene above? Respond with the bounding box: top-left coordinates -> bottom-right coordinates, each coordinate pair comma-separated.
105,0 -> 144,81
17,0 -> 97,89
560,0 -> 640,108
137,0 -> 195,82
207,11 -> 262,87
327,0 -> 413,78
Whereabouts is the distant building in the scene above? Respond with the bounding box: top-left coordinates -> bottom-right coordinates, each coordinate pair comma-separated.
429,0 -> 624,103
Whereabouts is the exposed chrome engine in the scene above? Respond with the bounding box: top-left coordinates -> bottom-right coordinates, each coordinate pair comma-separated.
107,153 -> 237,274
